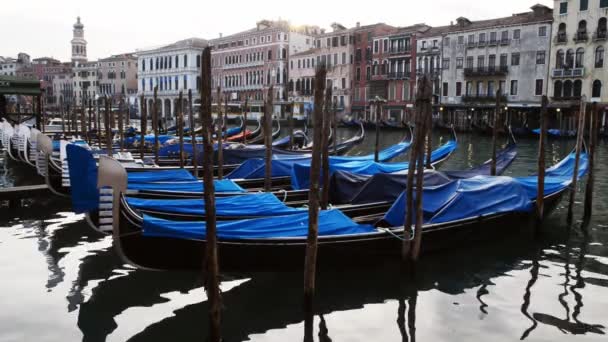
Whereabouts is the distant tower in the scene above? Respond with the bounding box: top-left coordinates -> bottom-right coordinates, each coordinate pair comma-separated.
71,16 -> 87,64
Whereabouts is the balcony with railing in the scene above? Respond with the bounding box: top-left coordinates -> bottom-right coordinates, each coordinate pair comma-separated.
223,60 -> 265,70
499,38 -> 511,46
573,31 -> 589,43
387,71 -> 411,80
390,47 -> 411,55
554,32 -> 567,45
552,67 -> 585,78
488,39 -> 498,46
466,41 -> 476,49
551,95 -> 582,102
593,30 -> 607,41
464,66 -> 508,77
477,40 -> 487,48
462,94 -> 508,104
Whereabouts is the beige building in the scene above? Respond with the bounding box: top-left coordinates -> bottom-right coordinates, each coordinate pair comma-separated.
98,53 -> 138,101
288,23 -> 356,117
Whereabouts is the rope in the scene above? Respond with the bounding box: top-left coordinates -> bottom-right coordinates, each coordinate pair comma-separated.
378,227 -> 414,242
277,189 -> 288,202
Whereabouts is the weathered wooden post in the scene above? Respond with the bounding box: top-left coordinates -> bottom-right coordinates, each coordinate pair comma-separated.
402,77 -> 432,263
118,99 -> 124,152
567,98 -> 587,225
200,46 -> 222,342
188,89 -> 198,175
87,99 -> 92,143
104,96 -> 112,157
321,87 -> 332,210
242,98 -> 248,145
125,96 -> 130,127
289,101 -> 295,150
303,65 -> 326,342
410,77 -> 432,263
153,86 -> 159,165
491,90 -> 501,176
583,102 -> 598,222
374,99 -> 381,162
178,91 -> 185,168
425,101 -> 433,169
139,94 -> 147,161
536,96 -> 548,226
215,87 -> 224,179
332,99 -> 338,155
97,98 -> 102,148
60,97 -> 66,136
264,86 -> 274,192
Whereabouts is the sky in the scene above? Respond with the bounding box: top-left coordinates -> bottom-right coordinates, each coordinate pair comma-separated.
3,0 -> 553,62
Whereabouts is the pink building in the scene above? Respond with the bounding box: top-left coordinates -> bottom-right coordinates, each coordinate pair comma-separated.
209,20 -> 320,118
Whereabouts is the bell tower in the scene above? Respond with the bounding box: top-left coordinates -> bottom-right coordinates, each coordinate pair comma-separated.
71,17 -> 87,65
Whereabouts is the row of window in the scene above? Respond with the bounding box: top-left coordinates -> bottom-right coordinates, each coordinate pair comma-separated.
372,37 -> 412,54
289,77 -> 348,92
555,47 -> 605,69
446,27 -> 531,48
559,0 -> 608,14
353,82 -> 412,102
291,52 -> 353,70
141,75 -> 191,92
556,18 -> 607,42
444,51 -> 539,70
141,54 -> 191,72
223,48 -> 286,66
315,35 -> 353,49
553,79 -> 602,98
216,33 -> 287,50
442,80 -> 525,97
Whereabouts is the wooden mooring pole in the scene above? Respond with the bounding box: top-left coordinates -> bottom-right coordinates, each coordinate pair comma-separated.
402,77 -> 432,263
140,94 -> 146,161
491,90 -> 501,176
104,96 -> 112,157
536,96 -> 548,226
567,98 -> 587,225
178,91 -> 185,168
215,88 -> 223,179
97,99 -> 102,148
243,98 -> 248,145
87,99 -> 92,144
200,46 -> 221,342
188,89 -> 198,175
321,87 -> 332,210
583,102 -> 598,222
332,99 -> 338,155
374,100 -> 381,162
303,65 -> 326,342
153,86 -> 159,165
118,99 -> 124,152
264,86 -> 274,192
289,101 -> 295,150
60,97 -> 66,136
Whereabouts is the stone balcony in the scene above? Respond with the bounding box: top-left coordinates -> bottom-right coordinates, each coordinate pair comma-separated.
552,68 -> 585,78
464,66 -> 508,77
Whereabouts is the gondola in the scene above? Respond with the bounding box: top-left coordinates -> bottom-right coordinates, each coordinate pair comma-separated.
97,143 -> 588,271
78,132 -> 452,234
532,128 -> 577,138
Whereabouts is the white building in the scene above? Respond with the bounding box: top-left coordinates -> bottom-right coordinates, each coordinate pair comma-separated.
438,5 -> 553,130
70,17 -> 98,106
548,0 -> 608,112
136,38 -> 208,123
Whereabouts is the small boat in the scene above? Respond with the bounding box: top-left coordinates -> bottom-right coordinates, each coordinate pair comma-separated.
532,128 -> 577,138
96,144 -> 587,271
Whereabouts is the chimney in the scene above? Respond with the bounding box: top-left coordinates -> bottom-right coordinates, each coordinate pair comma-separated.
356,22 -> 360,28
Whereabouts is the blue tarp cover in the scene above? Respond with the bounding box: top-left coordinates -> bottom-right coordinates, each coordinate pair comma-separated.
382,176 -> 533,226
66,144 -> 246,213
329,139 -> 411,163
290,140 -> 458,190
127,193 -> 303,216
126,179 -> 246,193
532,129 -> 576,137
142,209 -> 375,240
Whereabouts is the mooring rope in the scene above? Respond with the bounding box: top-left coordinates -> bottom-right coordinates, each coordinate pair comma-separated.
378,227 -> 414,242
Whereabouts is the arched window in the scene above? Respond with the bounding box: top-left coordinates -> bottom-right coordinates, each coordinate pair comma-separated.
573,80 -> 582,97
563,80 -> 573,97
288,80 -> 294,91
575,48 -> 585,67
556,50 -> 564,68
296,79 -> 301,91
372,61 -> 378,76
595,46 -> 604,68
554,81 -> 563,98
578,20 -> 587,33
598,18 -> 607,39
282,48 -> 287,59
183,54 -> 188,67
566,49 -> 574,68
558,23 -> 567,42
592,80 -> 602,98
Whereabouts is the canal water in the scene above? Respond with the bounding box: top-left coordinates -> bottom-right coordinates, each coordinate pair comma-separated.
0,128 -> 607,341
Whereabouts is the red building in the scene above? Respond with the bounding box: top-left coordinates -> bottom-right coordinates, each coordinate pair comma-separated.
351,23 -> 427,122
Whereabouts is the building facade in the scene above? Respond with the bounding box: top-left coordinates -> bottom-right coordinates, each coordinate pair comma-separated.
98,53 -> 138,101
137,38 -> 208,121
351,23 -> 398,121
548,0 -> 608,114
209,20 -> 319,118
288,23 -> 356,118
438,5 -> 553,130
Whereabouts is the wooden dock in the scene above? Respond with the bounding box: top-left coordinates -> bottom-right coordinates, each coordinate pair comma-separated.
0,184 -> 50,207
